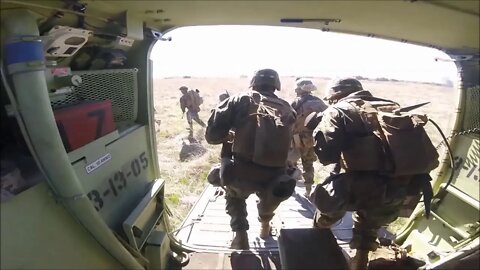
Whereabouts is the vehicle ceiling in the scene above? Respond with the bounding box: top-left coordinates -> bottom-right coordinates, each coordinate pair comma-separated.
2,0 -> 479,54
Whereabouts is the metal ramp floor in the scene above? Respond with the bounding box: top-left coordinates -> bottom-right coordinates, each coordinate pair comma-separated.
174,184 -> 378,252
176,184 -> 394,269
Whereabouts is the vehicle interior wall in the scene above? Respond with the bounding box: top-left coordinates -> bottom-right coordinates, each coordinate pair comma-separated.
1,6 -> 171,268
395,59 -> 479,268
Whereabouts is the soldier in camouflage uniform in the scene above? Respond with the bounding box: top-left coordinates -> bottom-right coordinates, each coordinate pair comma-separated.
179,86 -> 206,137
205,69 -> 296,250
310,78 -> 417,270
288,78 -> 328,198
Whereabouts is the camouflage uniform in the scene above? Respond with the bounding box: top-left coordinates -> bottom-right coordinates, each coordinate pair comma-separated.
289,88 -> 328,192
206,69 -> 296,250
205,90 -> 296,232
312,89 -> 410,252
179,87 -> 206,131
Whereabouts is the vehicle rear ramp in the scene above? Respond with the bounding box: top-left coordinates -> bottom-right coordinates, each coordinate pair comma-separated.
175,184 -> 393,269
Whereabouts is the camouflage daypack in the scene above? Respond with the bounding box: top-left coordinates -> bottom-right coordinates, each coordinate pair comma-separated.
188,89 -> 203,109
341,98 -> 439,176
292,95 -> 328,149
233,91 -> 296,167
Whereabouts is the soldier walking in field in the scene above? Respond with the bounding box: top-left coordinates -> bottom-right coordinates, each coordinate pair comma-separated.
179,86 -> 206,137
309,78 -> 439,269
288,78 -> 328,199
205,69 -> 297,249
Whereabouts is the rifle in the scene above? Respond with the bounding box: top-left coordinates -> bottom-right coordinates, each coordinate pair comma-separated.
219,131 -> 235,186
393,102 -> 430,115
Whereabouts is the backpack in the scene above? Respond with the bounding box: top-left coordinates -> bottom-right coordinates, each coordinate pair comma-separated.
188,90 -> 203,109
292,95 -> 328,149
233,91 -> 296,167
341,98 -> 439,176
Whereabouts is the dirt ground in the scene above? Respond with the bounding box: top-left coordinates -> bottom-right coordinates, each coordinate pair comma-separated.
153,77 -> 455,229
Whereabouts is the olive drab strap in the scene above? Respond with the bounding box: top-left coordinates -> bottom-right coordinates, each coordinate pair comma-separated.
249,94 -> 279,123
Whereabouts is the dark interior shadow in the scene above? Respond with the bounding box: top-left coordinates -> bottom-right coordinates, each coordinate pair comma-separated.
230,250 -> 282,270
252,236 -> 278,249
260,250 -> 282,270
291,192 -> 316,218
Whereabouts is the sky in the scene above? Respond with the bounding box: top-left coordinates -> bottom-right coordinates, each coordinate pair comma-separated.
151,25 -> 458,84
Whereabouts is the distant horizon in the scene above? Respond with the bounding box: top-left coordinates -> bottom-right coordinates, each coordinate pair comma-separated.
151,25 -> 458,85
157,74 -> 454,86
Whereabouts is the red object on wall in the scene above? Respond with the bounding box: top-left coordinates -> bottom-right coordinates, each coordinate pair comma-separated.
54,100 -> 116,152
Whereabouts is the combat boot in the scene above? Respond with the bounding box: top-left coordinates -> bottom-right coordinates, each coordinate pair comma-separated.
230,231 -> 249,250
350,249 -> 369,270
304,185 -> 312,199
259,221 -> 271,239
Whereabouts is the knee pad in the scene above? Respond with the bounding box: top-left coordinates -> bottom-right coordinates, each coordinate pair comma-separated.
207,158 -> 235,187
287,166 -> 303,180
271,174 -> 296,199
311,176 -> 346,213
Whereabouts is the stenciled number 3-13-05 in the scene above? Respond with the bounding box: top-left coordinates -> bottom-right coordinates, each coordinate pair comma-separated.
87,152 -> 148,211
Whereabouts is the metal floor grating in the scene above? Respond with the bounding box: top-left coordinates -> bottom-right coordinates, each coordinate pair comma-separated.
174,183 -> 374,252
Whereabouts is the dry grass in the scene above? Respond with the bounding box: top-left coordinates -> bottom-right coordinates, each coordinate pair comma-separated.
153,77 -> 455,229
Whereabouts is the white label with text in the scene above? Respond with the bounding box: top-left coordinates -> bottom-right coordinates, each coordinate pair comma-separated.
86,153 -> 112,174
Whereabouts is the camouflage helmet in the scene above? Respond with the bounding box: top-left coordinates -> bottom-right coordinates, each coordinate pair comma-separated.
325,78 -> 363,101
179,86 -> 188,91
219,90 -> 230,102
295,78 -> 317,94
249,69 -> 281,91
